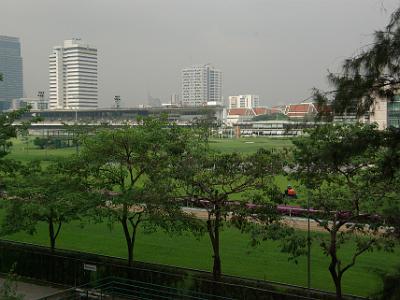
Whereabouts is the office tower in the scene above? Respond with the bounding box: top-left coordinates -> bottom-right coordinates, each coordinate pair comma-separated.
49,38 -> 97,109
0,35 -> 23,110
229,95 -> 260,109
181,64 -> 222,106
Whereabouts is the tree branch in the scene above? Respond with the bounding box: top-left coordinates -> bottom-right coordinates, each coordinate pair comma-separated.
340,239 -> 375,275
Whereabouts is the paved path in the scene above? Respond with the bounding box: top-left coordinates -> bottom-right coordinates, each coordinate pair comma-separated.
0,278 -> 62,300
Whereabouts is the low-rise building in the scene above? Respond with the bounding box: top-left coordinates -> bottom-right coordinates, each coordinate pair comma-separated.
284,103 -> 319,119
363,95 -> 400,129
226,107 -> 279,125
12,97 -> 49,110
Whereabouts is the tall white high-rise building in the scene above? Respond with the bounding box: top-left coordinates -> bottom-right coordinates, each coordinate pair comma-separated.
229,95 -> 260,109
181,64 -> 222,106
49,39 -> 98,109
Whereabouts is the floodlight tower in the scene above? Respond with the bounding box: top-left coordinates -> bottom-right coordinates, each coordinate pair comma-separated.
37,91 -> 45,110
114,95 -> 121,109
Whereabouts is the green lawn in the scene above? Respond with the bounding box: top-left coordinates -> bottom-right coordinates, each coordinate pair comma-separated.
7,136 -> 292,160
7,138 -> 76,162
2,136 -> 399,297
209,137 -> 293,154
2,219 -> 398,297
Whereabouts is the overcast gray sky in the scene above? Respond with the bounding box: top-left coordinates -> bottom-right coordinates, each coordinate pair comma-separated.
1,0 -> 399,107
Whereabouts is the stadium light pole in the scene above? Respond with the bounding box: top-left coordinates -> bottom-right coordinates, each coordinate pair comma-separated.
37,91 -> 45,110
114,95 -> 121,109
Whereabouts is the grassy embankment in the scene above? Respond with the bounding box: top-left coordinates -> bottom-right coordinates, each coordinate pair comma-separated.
1,136 -> 398,297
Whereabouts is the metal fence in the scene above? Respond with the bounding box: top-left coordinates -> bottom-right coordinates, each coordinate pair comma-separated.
40,277 -> 239,300
0,240 -> 365,300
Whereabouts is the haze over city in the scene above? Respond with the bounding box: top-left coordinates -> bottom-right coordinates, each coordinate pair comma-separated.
1,0 -> 399,107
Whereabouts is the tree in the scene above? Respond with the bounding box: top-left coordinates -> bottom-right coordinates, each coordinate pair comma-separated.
0,108 -> 31,159
0,107 -> 41,201
306,4 -> 400,285
63,123 -> 94,154
313,6 -> 400,117
293,123 -> 396,300
79,118 -> 200,265
175,147 -> 284,280
0,159 -> 90,252
33,137 -> 48,149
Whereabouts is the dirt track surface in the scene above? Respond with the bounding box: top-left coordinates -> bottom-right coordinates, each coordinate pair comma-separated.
182,207 -> 330,233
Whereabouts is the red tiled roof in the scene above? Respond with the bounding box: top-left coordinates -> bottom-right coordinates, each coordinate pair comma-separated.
287,104 -> 310,113
252,107 -> 269,115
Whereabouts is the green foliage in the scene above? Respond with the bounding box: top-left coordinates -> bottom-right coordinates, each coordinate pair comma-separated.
33,137 -> 48,149
0,159 -> 90,250
313,7 -> 400,116
190,110 -> 221,141
79,118 -> 202,264
176,146 -> 286,279
293,123 -> 382,186
292,123 -> 398,299
0,108 -> 31,159
231,190 -> 305,263
0,263 -> 24,300
0,108 -> 40,210
0,122 -> 397,297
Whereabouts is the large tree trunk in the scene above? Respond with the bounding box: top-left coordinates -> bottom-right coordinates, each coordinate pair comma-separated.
212,250 -> 221,280
207,205 -> 222,280
122,218 -> 134,266
329,261 -> 343,300
335,276 -> 343,300
328,230 -> 343,300
121,213 -> 140,267
49,220 -> 56,252
49,218 -> 56,252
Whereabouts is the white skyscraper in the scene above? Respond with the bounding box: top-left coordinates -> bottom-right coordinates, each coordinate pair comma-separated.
229,95 -> 260,109
181,64 -> 222,106
49,39 -> 98,109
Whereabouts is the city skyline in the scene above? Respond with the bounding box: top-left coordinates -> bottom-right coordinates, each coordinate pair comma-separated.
1,0 -> 399,108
